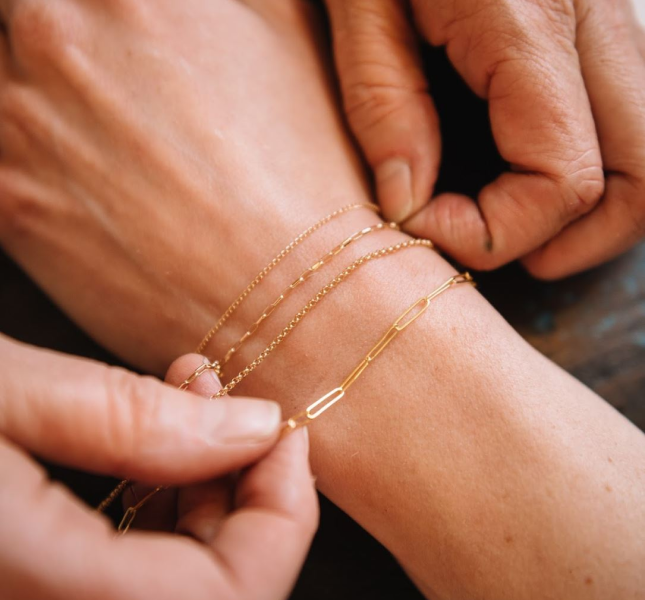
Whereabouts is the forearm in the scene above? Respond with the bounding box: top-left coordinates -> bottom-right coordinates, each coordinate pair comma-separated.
209,208 -> 645,599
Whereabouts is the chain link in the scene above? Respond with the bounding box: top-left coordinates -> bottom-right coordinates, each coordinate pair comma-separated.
218,221 -> 400,371
211,239 -> 434,399
196,202 -> 378,355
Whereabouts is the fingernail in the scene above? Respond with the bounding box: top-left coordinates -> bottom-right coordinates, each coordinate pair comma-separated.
203,356 -> 222,389
217,399 -> 282,443
376,158 -> 413,223
301,426 -> 310,456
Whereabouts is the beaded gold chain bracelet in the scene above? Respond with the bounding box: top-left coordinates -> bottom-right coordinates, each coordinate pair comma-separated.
217,221 -> 400,374
211,238 -> 434,395
196,202 -> 378,355
98,238 -> 432,517
112,272 -> 474,533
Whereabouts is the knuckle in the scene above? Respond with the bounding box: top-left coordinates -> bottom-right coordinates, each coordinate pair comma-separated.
560,159 -> 605,215
534,0 -> 576,32
11,1 -> 81,65
343,80 -> 421,133
0,170 -> 46,240
101,367 -> 165,472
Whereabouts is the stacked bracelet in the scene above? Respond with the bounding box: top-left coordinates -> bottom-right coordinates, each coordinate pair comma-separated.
98,203 -> 473,534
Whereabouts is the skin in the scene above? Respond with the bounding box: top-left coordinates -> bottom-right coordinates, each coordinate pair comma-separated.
0,335 -> 317,600
325,0 -> 645,278
0,0 -> 644,598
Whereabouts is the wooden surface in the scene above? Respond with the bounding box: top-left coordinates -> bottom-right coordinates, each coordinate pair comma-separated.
1,45 -> 644,599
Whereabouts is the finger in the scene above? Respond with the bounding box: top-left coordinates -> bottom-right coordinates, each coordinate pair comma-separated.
0,439 -> 236,600
0,336 -> 282,485
522,0 -> 645,278
326,0 -> 441,223
167,353 -> 234,541
165,353 -> 223,397
209,428 -> 318,599
406,1 -> 604,269
175,477 -> 235,543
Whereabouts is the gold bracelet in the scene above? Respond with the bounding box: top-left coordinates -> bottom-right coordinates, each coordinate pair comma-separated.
285,273 -> 475,429
196,202 -> 379,355
210,239 -> 434,399
112,272 -> 474,533
100,238 -> 433,523
96,359 -> 222,516
217,221 -> 400,374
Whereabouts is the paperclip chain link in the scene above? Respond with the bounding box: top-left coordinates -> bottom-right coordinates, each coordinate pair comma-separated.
285,273 -> 475,430
101,239 -> 435,529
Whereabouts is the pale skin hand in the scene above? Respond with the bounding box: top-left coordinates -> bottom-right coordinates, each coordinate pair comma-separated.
0,335 -> 317,600
0,0 -> 368,374
0,1 -> 645,598
124,353 -> 301,542
325,0 -> 645,278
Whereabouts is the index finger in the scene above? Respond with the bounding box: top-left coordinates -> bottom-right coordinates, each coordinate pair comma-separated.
406,1 -> 604,269
0,336 -> 281,485
0,435 -> 315,600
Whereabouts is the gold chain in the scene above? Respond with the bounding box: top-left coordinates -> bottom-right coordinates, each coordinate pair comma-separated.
285,273 -> 475,429
113,271 -> 473,533
218,221 -> 399,373
210,239 -> 434,399
101,238 -> 434,527
195,202 -> 378,355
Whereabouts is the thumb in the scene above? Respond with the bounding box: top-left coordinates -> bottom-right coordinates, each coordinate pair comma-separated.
326,0 -> 441,223
0,336 -> 282,484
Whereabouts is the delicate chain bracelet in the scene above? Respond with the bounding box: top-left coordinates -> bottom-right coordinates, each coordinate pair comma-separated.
95,359 -> 222,515
110,273 -> 474,533
285,273 -> 475,429
217,221 -> 400,374
210,238 -> 434,399
99,238 -> 433,522
196,202 -> 378,355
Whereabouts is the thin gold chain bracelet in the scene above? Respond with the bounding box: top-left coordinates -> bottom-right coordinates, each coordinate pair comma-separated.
112,272 -> 474,533
217,221 -> 400,374
210,238 -> 434,399
196,202 -> 379,355
99,238 -> 433,520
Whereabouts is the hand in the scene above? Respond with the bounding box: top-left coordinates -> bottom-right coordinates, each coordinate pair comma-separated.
325,0 -> 645,278
122,353 -> 316,545
0,334 -> 317,600
0,0 -> 373,374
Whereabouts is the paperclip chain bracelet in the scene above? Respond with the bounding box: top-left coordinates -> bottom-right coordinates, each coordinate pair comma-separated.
210,238 -> 434,400
99,238 -> 433,522
196,202 -> 379,355
285,273 -> 475,429
218,221 -> 400,373
112,272 -> 474,533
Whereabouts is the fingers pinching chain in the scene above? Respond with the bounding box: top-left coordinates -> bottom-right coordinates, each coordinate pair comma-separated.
98,204 -> 474,534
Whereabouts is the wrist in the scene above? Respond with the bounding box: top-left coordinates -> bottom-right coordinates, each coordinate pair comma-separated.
213,206 -> 460,415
